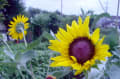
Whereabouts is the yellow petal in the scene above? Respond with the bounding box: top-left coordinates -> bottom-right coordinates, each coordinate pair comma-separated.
24,23 -> 29,29
51,56 -> 69,61
8,28 -> 14,32
24,30 -> 27,35
13,17 -> 17,22
91,28 -> 100,44
97,36 -> 105,46
82,16 -> 90,35
83,16 -> 90,27
10,21 -> 14,25
19,33 -> 23,40
96,44 -> 110,52
74,69 -> 83,76
72,63 -> 82,70
78,16 -> 82,26
58,28 -> 73,43
11,33 -> 18,40
66,24 -> 76,38
71,20 -> 80,37
70,56 -> 77,62
50,60 -> 73,67
83,60 -> 92,70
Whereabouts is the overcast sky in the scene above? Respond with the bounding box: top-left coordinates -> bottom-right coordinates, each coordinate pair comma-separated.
24,0 -> 119,16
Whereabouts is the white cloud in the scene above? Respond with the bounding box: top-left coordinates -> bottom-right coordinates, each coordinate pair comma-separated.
24,0 -> 119,16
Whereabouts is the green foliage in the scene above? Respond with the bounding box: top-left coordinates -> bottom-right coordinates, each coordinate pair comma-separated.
31,13 -> 50,40
0,0 -> 7,22
101,28 -> 119,51
30,10 -> 77,40
27,7 -> 41,17
0,0 -> 7,9
80,8 -> 94,21
2,0 -> 25,27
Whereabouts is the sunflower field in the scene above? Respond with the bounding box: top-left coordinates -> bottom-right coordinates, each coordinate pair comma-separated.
0,0 -> 120,79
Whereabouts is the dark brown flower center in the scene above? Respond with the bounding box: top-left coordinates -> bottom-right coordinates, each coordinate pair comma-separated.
69,37 -> 95,64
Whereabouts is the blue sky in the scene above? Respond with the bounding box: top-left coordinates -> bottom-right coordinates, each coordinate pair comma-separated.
24,0 -> 119,16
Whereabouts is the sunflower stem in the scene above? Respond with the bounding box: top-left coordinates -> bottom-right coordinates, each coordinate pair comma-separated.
2,40 -> 15,60
24,65 -> 36,79
46,56 -> 51,76
20,28 -> 28,47
18,69 -> 25,79
30,62 -> 36,79
85,71 -> 88,79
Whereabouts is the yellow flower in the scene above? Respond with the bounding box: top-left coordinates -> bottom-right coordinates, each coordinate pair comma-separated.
8,15 -> 29,40
48,16 -> 112,75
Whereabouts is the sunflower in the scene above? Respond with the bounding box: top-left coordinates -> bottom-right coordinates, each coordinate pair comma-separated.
8,15 -> 29,40
48,16 -> 112,75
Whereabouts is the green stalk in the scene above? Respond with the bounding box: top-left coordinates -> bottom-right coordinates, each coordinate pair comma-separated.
46,57 -> 51,76
20,28 -> 27,47
18,69 -> 25,79
2,40 -> 15,60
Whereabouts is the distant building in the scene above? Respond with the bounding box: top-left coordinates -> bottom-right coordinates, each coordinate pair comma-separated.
96,16 -> 120,28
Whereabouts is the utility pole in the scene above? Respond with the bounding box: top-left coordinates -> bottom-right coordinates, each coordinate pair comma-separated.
98,0 -> 106,12
61,0 -> 63,16
117,0 -> 120,17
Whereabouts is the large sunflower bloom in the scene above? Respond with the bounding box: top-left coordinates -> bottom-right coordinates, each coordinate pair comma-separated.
48,16 -> 112,75
8,15 -> 29,40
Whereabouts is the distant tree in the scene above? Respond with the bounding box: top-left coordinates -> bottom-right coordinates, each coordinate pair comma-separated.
48,13 -> 60,33
0,0 -> 7,22
31,13 -> 50,40
55,10 -> 61,15
2,0 -> 25,28
27,7 -> 41,18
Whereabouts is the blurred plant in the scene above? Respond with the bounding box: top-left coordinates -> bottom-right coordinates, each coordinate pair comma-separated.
48,12 -> 61,33
27,7 -> 41,18
0,15 -> 36,79
80,8 -> 94,21
0,0 -> 7,9
8,15 -> 29,41
0,0 -> 7,22
31,13 -> 50,40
